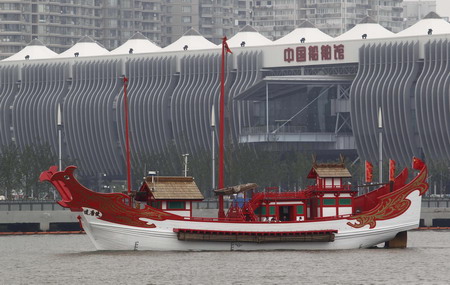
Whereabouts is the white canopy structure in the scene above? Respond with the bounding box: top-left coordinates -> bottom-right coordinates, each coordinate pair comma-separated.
58,36 -> 109,58
274,21 -> 333,45
397,12 -> 450,37
163,28 -> 218,52
110,32 -> 161,55
335,17 -> 395,40
225,25 -> 273,48
2,39 -> 57,61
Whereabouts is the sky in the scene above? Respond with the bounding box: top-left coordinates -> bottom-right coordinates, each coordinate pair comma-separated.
404,0 -> 450,19
436,0 -> 450,18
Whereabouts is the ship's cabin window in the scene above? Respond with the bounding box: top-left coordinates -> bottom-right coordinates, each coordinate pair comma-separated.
324,178 -> 342,188
279,206 -> 294,221
150,201 -> 161,209
167,201 -> 186,210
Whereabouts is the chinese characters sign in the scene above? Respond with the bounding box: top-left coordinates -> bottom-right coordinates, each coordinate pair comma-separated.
284,44 -> 345,63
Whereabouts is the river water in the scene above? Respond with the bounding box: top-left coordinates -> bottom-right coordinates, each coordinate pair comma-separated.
0,230 -> 448,285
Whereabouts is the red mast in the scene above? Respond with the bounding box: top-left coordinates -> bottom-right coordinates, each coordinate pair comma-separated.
123,76 -> 132,197
218,37 -> 231,218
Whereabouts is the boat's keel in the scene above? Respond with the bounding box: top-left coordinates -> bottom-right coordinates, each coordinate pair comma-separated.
384,231 -> 408,248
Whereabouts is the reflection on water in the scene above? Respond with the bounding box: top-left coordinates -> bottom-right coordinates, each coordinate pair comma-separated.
1,231 -> 448,284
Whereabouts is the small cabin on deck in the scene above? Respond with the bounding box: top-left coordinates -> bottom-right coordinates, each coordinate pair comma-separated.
307,162 -> 355,218
138,176 -> 204,217
227,162 -> 356,222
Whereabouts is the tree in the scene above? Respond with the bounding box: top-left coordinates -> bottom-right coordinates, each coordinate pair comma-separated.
428,159 -> 450,197
0,144 -> 20,199
18,143 -> 57,199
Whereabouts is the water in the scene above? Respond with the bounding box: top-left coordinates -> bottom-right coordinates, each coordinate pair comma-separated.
0,231 -> 448,285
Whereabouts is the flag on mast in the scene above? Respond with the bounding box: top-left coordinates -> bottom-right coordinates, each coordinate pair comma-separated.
389,159 -> 396,182
223,37 -> 232,54
365,161 -> 373,183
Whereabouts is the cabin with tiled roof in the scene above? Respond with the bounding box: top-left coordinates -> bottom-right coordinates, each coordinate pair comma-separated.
138,176 -> 204,217
307,161 -> 356,218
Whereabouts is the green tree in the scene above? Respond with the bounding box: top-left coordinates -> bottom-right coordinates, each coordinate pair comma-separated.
428,159 -> 450,197
0,144 -> 20,199
18,143 -> 57,199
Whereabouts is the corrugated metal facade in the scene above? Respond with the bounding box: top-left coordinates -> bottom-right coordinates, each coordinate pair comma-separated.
350,39 -> 450,165
0,51 -> 262,176
1,36 -> 449,177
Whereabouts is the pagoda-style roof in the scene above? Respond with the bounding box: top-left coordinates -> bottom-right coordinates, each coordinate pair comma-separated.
307,163 -> 352,179
143,176 -> 204,200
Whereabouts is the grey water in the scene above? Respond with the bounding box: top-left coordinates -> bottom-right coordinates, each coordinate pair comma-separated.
0,231 -> 448,285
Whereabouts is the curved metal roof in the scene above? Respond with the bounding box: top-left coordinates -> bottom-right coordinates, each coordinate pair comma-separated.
110,32 -> 162,55
397,12 -> 450,37
225,25 -> 273,47
58,36 -> 109,58
2,39 -> 58,61
163,28 -> 218,51
335,17 -> 395,40
274,21 -> 333,45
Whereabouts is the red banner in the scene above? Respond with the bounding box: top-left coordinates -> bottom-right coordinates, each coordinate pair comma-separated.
389,159 -> 396,182
365,161 -> 373,183
412,157 -> 425,170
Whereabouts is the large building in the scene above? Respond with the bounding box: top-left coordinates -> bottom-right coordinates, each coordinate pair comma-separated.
0,13 -> 449,180
251,0 -> 405,39
0,0 -> 409,60
0,0 -> 163,58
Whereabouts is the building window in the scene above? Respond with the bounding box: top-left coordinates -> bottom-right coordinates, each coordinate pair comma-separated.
150,201 -> 161,209
182,16 -> 191,23
254,206 -> 267,215
323,199 -> 336,206
181,6 -> 191,13
167,201 -> 185,209
269,206 -> 276,215
339,198 -> 352,206
296,205 -> 304,214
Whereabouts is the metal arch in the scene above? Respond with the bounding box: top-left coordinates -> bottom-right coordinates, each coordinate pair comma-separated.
396,42 -> 420,163
359,44 -> 379,163
350,44 -> 371,163
430,40 -> 450,159
157,56 -> 177,153
423,41 -> 442,159
441,40 -> 450,158
0,66 -> 19,147
63,62 -> 86,174
416,41 -> 438,161
11,64 -> 32,150
229,51 -> 263,145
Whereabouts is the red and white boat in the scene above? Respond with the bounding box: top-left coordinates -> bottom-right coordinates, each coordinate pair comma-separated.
40,157 -> 428,251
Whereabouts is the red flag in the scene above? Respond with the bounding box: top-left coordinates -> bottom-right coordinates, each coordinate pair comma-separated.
412,157 -> 425,170
365,161 -> 373,183
223,37 -> 232,54
389,159 -> 396,182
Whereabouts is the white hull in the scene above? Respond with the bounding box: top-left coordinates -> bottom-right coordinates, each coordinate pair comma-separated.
80,191 -> 422,251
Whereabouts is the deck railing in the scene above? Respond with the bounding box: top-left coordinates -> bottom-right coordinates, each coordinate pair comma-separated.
0,198 -> 449,211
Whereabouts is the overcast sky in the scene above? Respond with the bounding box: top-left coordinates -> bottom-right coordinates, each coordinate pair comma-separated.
404,0 -> 450,18
436,0 -> 450,18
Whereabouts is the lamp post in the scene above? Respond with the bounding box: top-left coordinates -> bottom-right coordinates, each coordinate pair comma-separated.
57,103 -> 62,171
211,105 -> 216,194
378,107 -> 383,183
182,154 -> 189,177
